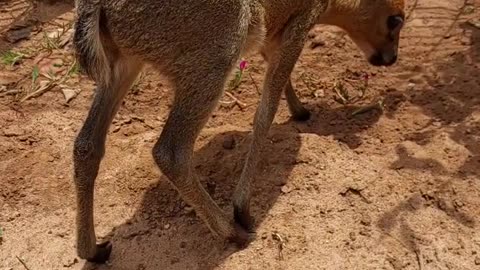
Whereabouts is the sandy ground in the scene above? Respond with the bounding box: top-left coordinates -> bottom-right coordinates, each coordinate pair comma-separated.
1,0 -> 480,269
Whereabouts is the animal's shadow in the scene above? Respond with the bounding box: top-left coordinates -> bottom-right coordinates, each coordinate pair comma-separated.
80,100 -> 384,270
376,6 -> 479,262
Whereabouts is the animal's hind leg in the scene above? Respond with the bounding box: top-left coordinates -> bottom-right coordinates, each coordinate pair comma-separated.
261,51 -> 310,122
233,15 -> 311,230
285,79 -> 311,121
152,58 -> 250,246
73,58 -> 142,263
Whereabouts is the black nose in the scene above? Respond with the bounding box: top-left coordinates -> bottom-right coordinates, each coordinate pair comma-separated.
387,54 -> 398,66
369,53 -> 384,66
369,52 -> 397,67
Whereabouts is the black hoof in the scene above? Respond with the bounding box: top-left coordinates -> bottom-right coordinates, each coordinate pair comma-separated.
291,108 -> 311,122
229,222 -> 255,248
87,241 -> 112,263
234,206 -> 255,232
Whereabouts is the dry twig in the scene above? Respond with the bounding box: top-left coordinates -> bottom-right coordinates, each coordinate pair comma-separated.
16,256 -> 31,270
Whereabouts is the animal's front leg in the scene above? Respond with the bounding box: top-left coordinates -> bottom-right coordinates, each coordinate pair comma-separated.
233,14 -> 312,231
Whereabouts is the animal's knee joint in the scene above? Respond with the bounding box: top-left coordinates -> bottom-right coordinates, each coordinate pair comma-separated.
152,142 -> 187,180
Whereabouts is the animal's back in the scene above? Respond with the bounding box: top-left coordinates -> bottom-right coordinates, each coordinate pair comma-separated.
91,0 -> 251,67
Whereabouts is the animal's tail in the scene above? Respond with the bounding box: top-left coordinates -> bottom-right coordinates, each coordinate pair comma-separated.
73,2 -> 112,86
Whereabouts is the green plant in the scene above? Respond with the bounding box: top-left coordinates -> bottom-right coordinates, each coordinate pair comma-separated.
22,60 -> 80,102
42,31 -> 61,52
228,60 -> 248,91
1,51 -> 23,66
333,74 -> 369,105
68,60 -> 80,76
31,65 -> 40,88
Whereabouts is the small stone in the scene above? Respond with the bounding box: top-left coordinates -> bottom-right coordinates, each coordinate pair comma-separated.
360,214 -> 372,226
314,89 -> 325,98
3,126 -> 24,137
222,135 -> 235,150
281,185 -> 293,194
468,19 -> 480,28
309,37 -> 326,49
408,193 -> 424,210
164,223 -> 171,230
62,88 -> 79,103
349,232 -> 356,241
464,6 -> 476,15
5,26 -> 32,43
307,32 -> 317,39
475,257 -> 480,265
437,199 -> 452,211
184,206 -> 195,215
359,227 -> 371,237
7,212 -> 20,222
387,257 -> 403,270
454,199 -> 464,208
63,258 -> 78,267
408,77 -> 423,84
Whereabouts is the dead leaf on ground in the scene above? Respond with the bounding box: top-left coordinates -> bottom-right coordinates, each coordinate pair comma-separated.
61,87 -> 79,103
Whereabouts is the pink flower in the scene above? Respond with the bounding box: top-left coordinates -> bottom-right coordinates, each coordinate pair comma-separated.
239,60 -> 248,71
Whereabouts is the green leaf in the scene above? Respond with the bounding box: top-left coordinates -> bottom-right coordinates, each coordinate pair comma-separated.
32,65 -> 40,85
1,51 -> 23,66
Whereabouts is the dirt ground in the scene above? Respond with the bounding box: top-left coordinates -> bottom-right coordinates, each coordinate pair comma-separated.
1,0 -> 480,269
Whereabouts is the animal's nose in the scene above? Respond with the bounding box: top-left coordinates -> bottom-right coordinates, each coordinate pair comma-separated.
369,51 -> 398,67
384,54 -> 397,66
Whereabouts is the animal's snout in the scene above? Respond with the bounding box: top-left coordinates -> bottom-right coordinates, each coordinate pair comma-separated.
369,51 -> 398,66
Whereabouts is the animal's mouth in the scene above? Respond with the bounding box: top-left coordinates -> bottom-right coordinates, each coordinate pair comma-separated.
369,51 -> 398,67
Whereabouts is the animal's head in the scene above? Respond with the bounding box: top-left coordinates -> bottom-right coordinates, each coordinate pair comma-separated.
324,0 -> 405,66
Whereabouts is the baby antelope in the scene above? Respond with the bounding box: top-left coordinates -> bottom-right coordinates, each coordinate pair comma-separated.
72,0 -> 405,263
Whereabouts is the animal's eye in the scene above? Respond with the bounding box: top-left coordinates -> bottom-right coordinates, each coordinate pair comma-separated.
387,15 -> 404,31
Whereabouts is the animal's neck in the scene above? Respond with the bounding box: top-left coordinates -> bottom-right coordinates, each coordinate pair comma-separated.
319,0 -> 361,26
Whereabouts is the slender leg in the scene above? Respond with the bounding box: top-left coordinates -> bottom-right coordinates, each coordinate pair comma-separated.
262,49 -> 311,122
285,79 -> 311,121
73,59 -> 142,262
233,16 -> 312,229
152,60 -> 250,245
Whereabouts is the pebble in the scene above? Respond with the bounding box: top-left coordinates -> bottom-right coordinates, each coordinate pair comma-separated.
309,37 -> 326,49
184,206 -> 195,215
360,214 -> 372,226
281,185 -> 293,194
3,126 -> 24,137
349,232 -> 356,241
222,135 -> 235,150
63,258 -> 78,267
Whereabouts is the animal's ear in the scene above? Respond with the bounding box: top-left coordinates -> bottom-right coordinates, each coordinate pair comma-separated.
387,15 -> 404,31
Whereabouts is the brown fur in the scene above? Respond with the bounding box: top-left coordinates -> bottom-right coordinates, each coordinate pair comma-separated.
72,0 -> 405,263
